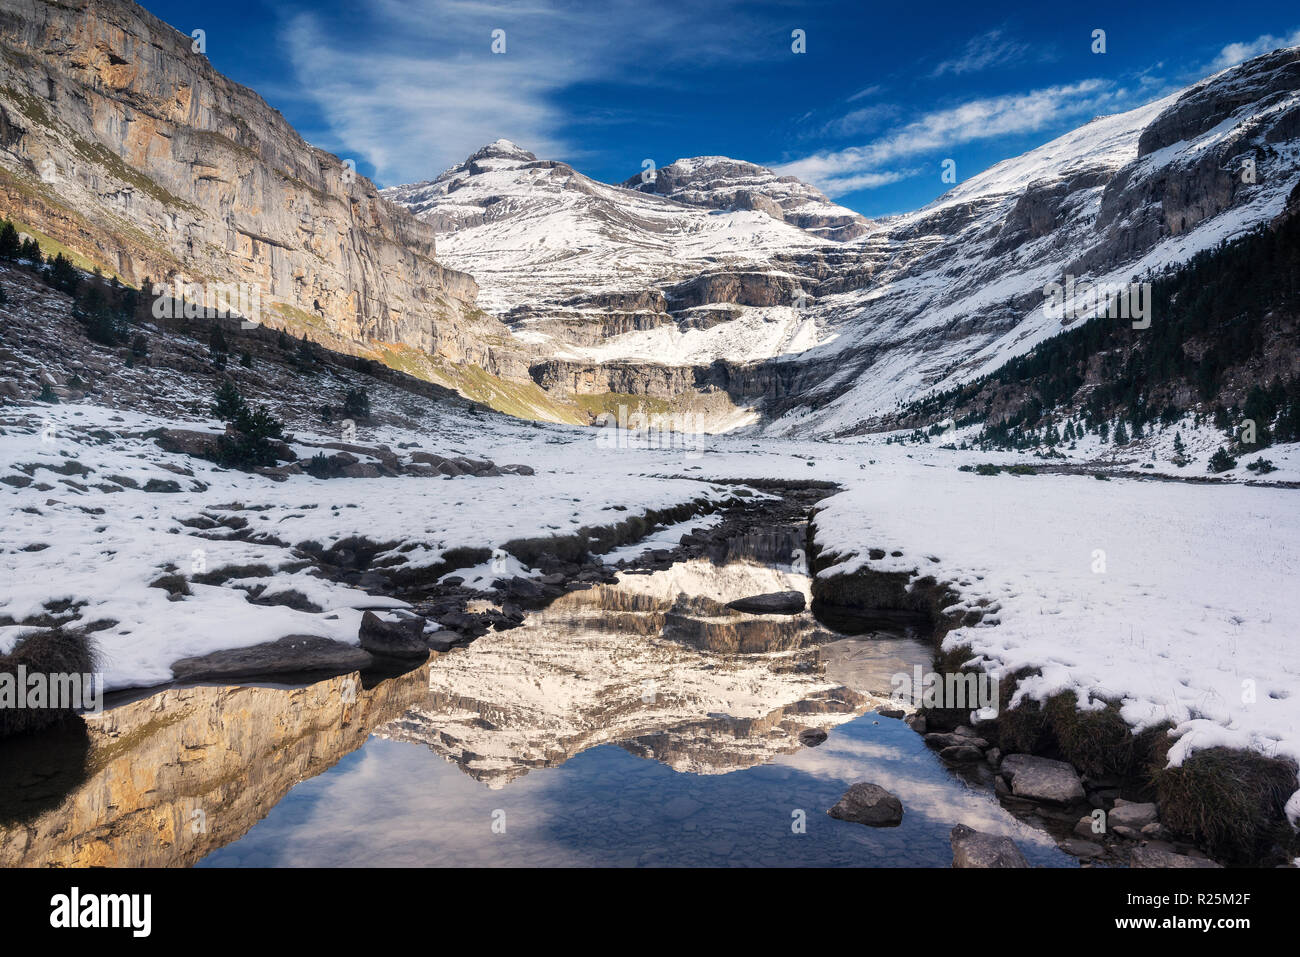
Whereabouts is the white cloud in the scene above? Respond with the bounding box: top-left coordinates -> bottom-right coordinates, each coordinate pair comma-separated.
932,28 -> 1034,77
1209,28 -> 1300,72
281,0 -> 766,186
776,80 -> 1119,196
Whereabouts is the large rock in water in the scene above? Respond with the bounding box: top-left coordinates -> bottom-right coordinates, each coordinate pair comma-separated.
1000,754 -> 1086,803
726,591 -> 806,614
827,783 -> 904,827
171,635 -> 373,680
950,824 -> 1029,868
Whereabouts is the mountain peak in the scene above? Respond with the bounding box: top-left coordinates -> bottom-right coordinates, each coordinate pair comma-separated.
622,155 -> 869,241
470,139 -> 538,163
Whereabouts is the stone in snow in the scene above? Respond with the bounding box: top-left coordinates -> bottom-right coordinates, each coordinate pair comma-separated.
828,783 -> 904,827
950,824 -> 1029,868
358,610 -> 430,659
171,634 -> 374,681
725,591 -> 806,614
1000,753 -> 1086,803
926,731 -> 989,749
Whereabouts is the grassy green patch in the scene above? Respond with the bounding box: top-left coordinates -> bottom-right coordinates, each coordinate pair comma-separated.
369,342 -> 587,424
572,392 -> 675,419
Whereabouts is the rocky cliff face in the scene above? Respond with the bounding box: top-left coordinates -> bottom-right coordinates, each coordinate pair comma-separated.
0,0 -> 518,375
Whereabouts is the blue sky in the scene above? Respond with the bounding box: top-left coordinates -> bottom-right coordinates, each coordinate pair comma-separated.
140,0 -> 1298,216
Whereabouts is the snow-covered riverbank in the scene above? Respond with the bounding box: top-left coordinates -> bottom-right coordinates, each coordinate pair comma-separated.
4,395 -> 1299,835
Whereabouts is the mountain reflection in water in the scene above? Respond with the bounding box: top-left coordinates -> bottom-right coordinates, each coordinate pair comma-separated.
0,556 -> 1072,868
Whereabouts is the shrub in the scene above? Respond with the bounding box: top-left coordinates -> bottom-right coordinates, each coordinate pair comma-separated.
305,452 -> 347,479
211,380 -> 244,420
37,382 -> 57,403
1207,447 -> 1237,473
209,326 -> 228,369
342,387 -> 370,420
1154,748 -> 1298,864
1245,458 -> 1277,474
0,629 -> 96,737
209,382 -> 285,470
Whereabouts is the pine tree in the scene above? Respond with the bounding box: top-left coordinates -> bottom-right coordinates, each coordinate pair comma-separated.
0,221 -> 20,260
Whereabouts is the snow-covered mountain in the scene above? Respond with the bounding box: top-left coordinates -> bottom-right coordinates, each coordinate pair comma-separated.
621,155 -> 871,241
386,47 -> 1300,436
382,140 -> 833,370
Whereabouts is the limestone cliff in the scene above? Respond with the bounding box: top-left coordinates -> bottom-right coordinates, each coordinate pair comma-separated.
0,0 -> 521,376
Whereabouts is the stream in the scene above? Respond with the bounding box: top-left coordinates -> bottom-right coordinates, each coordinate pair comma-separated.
0,525 -> 1073,867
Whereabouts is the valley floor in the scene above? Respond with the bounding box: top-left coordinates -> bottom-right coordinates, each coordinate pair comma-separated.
3,391 -> 1299,833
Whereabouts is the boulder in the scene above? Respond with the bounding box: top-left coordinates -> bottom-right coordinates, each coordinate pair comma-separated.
950,824 -> 1029,868
725,590 -> 806,614
142,478 -> 183,493
171,635 -> 373,680
1130,845 -> 1222,868
1109,800 -> 1159,830
153,428 -> 217,458
940,745 -> 985,762
358,611 -> 429,659
828,783 -> 904,827
1001,754 -> 1086,803
1058,839 -> 1106,860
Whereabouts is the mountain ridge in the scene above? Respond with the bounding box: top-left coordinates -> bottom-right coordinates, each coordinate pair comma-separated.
386,46 -> 1300,436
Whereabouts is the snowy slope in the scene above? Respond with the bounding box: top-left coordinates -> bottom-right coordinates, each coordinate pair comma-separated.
774,51 -> 1300,436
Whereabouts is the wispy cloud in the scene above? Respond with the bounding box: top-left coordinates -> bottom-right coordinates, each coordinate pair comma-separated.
281,0 -> 766,186
776,80 -> 1119,196
1208,27 -> 1300,72
931,28 -> 1035,77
